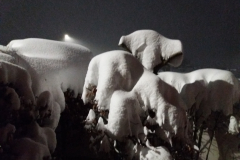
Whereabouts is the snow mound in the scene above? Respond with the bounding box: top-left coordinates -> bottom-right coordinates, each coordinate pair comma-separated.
4,38 -> 93,111
119,29 -> 183,73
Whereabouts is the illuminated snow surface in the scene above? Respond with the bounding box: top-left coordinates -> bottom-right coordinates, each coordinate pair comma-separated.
82,50 -> 189,154
2,38 -> 93,111
119,29 -> 183,72
0,39 -> 93,160
158,69 -> 240,126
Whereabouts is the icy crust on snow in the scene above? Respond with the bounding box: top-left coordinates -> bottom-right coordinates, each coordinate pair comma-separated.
5,38 -> 93,111
82,50 -> 188,144
0,60 -> 35,104
158,69 -> 240,124
119,30 -> 183,72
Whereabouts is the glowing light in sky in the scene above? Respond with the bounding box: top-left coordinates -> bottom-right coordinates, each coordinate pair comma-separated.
64,34 -> 72,41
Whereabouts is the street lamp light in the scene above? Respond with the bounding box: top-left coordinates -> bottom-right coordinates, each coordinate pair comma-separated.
64,34 -> 72,41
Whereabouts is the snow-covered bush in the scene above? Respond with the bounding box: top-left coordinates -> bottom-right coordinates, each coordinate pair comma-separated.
0,60 -> 58,160
119,30 -> 183,73
1,38 -> 93,111
82,50 -> 190,159
158,69 -> 240,127
158,69 -> 240,160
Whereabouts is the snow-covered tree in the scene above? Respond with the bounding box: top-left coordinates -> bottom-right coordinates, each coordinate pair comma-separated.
82,50 -> 191,159
119,30 -> 183,73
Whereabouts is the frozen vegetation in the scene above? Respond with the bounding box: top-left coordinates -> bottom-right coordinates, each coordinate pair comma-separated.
119,30 -> 183,73
0,39 -> 93,159
0,30 -> 240,160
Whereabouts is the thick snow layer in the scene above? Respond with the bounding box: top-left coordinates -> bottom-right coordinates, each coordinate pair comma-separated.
107,90 -> 144,141
158,69 -> 240,124
82,50 -> 188,143
119,30 -> 183,72
0,60 -> 35,104
3,38 -> 93,111
82,50 -> 144,110
10,138 -> 51,160
36,91 -> 61,130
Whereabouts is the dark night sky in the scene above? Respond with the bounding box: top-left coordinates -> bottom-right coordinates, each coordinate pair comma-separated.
0,0 -> 240,68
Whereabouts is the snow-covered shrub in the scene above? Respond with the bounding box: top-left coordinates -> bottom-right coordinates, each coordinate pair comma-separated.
158,69 -> 240,127
0,60 -> 35,105
0,61 -> 58,160
119,30 -> 183,73
1,38 -> 93,111
82,50 -> 191,159
158,70 -> 240,160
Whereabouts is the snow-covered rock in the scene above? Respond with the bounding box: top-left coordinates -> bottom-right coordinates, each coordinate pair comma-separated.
158,69 -> 240,126
119,30 -> 183,73
82,50 -> 188,143
1,38 -> 93,111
